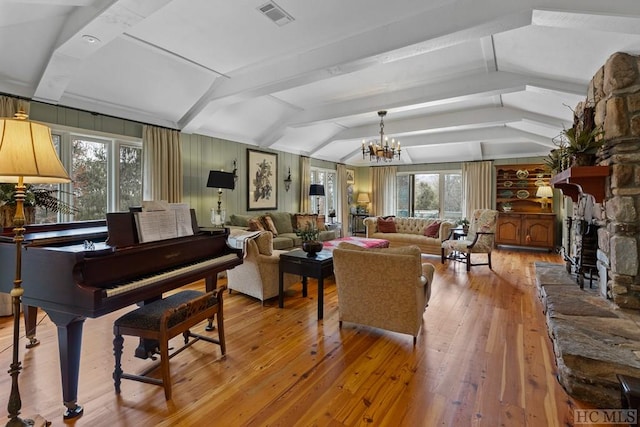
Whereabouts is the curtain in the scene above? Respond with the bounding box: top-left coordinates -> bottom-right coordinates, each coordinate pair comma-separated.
461,160 -> 493,219
0,95 -> 29,118
299,156 -> 311,213
371,166 -> 397,216
142,125 -> 183,203
336,164 -> 349,229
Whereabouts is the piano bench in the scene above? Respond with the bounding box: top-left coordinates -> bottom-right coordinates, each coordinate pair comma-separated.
112,289 -> 226,400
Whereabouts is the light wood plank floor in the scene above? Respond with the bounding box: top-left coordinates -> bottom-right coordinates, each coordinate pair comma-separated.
0,249 -> 601,426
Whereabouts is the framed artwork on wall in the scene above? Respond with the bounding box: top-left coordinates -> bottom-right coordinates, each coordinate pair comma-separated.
346,169 -> 355,184
247,149 -> 277,210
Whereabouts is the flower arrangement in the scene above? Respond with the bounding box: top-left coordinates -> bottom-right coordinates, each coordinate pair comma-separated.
296,221 -> 319,242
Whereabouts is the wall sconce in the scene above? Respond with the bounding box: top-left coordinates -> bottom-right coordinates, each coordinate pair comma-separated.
284,167 -> 292,192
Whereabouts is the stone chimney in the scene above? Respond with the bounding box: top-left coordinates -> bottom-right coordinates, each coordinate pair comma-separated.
590,52 -> 640,309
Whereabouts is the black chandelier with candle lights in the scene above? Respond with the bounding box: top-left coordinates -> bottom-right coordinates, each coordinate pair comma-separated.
362,110 -> 401,162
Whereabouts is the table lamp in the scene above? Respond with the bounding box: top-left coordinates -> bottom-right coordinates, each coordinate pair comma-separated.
309,184 -> 324,215
356,192 -> 370,213
207,170 -> 235,227
0,111 -> 71,425
536,185 -> 553,212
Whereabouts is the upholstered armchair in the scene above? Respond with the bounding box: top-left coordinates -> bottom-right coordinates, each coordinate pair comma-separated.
441,209 -> 498,271
226,231 -> 298,303
332,243 -> 435,345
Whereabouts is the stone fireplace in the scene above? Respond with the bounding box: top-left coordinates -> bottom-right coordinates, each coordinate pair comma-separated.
535,52 -> 640,408
591,52 -> 640,309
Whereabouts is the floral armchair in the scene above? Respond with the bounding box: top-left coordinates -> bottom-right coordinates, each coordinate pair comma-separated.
332,243 -> 435,345
441,209 -> 498,271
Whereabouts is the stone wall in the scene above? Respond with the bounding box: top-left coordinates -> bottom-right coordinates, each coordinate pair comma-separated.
589,52 -> 640,309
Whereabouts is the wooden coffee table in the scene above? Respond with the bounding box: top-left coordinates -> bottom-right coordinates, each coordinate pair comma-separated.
278,249 -> 333,320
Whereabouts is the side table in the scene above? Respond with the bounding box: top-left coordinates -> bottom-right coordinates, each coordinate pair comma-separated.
279,249 -> 334,320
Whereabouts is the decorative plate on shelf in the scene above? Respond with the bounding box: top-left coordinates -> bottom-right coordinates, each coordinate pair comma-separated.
516,190 -> 530,199
516,180 -> 528,187
499,190 -> 513,198
516,169 -> 529,179
503,181 -> 513,187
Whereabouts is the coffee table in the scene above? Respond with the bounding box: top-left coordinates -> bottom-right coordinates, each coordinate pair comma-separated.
279,249 -> 333,320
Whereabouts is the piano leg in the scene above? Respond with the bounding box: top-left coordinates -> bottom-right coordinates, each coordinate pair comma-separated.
47,311 -> 85,420
23,304 -> 40,348
205,275 -> 217,331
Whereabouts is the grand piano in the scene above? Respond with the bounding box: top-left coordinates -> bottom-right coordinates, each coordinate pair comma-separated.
0,211 -> 242,419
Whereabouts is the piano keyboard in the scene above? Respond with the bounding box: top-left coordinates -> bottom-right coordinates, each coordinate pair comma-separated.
105,253 -> 238,297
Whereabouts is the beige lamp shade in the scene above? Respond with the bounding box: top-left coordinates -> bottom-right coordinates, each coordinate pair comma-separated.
0,113 -> 70,183
357,192 -> 370,204
536,185 -> 553,198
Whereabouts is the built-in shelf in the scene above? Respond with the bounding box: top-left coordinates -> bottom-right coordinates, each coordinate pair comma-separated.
550,166 -> 609,203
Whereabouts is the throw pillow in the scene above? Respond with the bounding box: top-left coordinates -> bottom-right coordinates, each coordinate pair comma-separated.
267,212 -> 293,234
262,215 -> 279,237
254,231 -> 273,256
423,221 -> 441,238
248,218 -> 265,232
377,217 -> 397,233
295,214 -> 316,231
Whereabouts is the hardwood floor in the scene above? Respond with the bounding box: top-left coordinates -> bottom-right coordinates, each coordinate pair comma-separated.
0,249 -> 599,426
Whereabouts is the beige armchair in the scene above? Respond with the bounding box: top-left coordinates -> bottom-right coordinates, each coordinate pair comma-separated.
332,243 -> 435,345
226,231 -> 298,303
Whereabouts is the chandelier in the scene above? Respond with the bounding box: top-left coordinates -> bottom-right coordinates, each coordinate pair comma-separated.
362,110 -> 401,162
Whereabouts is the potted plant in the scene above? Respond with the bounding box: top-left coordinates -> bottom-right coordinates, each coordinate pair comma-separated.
501,202 -> 512,212
0,183 -> 77,227
563,125 -> 604,166
457,218 -> 470,233
296,221 -> 322,256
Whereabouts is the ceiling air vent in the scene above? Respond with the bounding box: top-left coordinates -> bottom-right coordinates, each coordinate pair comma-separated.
257,1 -> 294,27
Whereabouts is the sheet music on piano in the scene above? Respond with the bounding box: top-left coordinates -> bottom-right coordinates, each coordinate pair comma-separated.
134,201 -> 194,243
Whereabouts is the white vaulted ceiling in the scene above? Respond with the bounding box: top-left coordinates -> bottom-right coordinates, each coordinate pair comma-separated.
1,0 -> 639,166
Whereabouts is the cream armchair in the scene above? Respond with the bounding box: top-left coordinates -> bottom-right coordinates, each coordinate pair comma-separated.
226,231 -> 298,303
332,243 -> 435,345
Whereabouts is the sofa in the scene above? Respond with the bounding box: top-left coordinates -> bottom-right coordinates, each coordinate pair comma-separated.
332,243 -> 435,344
226,211 -> 337,250
363,216 -> 454,255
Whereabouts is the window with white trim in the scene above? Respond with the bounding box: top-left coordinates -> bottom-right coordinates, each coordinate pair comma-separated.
397,171 -> 462,219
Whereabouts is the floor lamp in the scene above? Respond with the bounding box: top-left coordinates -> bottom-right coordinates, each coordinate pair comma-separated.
206,170 -> 236,227
0,112 -> 71,426
309,184 -> 325,215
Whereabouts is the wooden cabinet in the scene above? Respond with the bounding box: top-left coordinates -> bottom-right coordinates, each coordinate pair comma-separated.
496,213 -> 555,250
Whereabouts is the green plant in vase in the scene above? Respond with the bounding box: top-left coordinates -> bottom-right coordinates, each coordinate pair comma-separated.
296,221 -> 322,256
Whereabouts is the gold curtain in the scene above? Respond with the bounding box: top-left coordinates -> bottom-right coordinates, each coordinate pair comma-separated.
371,166 -> 397,216
299,156 -> 311,213
336,164 -> 349,228
461,160 -> 493,219
142,125 -> 183,203
0,95 -> 29,118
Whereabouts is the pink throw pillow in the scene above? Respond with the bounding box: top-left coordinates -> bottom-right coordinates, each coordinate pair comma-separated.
377,217 -> 397,233
423,221 -> 441,238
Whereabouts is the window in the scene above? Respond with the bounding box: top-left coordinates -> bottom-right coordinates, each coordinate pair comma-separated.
41,129 -> 142,223
396,172 -> 462,219
310,167 -> 336,218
